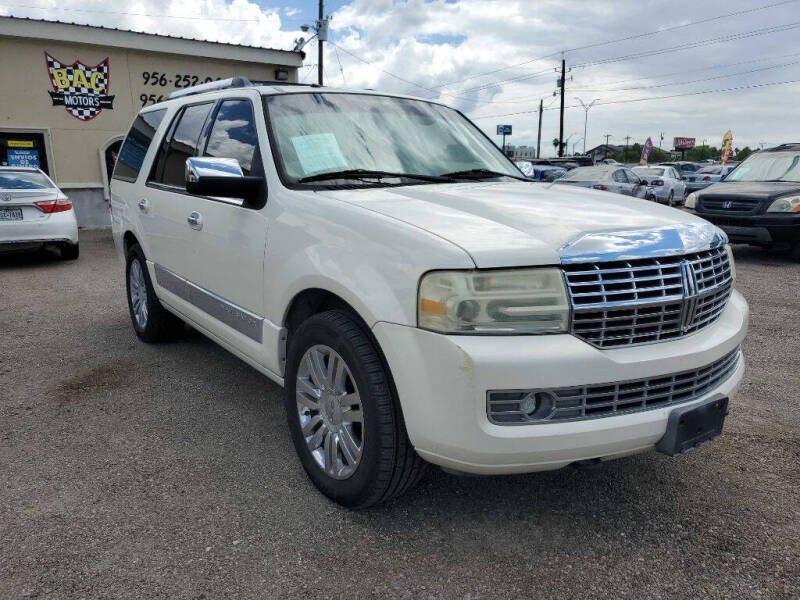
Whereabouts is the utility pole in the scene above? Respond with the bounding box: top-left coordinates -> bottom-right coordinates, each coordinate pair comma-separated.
574,97 -> 598,155
603,133 -> 613,160
294,4 -> 329,85
623,135 -> 632,161
317,0 -> 324,85
536,99 -> 543,159
558,55 -> 566,157
659,132 -> 664,150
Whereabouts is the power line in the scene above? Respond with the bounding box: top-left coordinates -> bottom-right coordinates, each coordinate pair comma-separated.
471,77 -> 800,120
452,20 -> 800,99
432,0 -> 800,90
0,2 -> 262,21
570,59 -> 800,93
569,50 -> 800,92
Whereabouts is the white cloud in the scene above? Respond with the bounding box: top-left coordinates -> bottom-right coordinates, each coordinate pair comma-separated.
3,0 -> 797,152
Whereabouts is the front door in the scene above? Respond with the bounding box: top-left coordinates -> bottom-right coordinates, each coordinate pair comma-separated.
173,98 -> 267,360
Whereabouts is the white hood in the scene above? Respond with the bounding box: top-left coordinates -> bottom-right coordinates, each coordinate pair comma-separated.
319,181 -> 716,268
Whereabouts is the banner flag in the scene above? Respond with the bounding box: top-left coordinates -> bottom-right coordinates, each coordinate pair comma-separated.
721,130 -> 734,165
640,137 -> 653,165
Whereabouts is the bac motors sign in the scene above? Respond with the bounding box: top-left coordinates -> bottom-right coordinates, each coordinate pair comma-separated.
45,52 -> 115,121
673,137 -> 696,150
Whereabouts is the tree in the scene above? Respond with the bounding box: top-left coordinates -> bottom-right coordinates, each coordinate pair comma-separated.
735,146 -> 754,161
687,145 -> 718,161
648,148 -> 671,163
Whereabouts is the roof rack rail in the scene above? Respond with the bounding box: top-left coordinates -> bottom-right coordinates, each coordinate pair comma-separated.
249,81 -> 322,88
168,77 -> 253,99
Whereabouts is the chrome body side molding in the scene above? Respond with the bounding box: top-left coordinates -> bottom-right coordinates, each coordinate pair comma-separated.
154,263 -> 263,343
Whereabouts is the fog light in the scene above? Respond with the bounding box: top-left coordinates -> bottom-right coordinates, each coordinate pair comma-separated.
519,393 -> 537,415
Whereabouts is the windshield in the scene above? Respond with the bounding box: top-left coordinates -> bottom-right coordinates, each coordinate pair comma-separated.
724,152 -> 800,182
0,170 -> 53,190
698,166 -> 721,174
560,167 -> 611,181
263,93 -> 520,185
635,168 -> 664,176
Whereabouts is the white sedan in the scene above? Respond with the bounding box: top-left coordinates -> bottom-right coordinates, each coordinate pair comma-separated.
632,165 -> 686,206
0,167 -> 79,259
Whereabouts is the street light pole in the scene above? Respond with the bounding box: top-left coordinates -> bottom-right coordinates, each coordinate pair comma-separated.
574,97 -> 598,155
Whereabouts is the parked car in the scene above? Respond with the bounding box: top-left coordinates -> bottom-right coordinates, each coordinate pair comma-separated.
553,165 -> 653,198
536,166 -> 567,182
660,161 -> 702,180
684,164 -> 738,193
632,165 -> 686,206
515,160 -> 535,178
111,79 -> 748,508
0,167 -> 79,259
685,144 -> 800,260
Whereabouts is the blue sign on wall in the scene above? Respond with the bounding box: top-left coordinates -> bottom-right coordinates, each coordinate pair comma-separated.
7,149 -> 40,168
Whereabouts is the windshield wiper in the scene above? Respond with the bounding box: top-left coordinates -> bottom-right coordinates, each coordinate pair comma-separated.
438,168 -> 528,181
296,169 -> 453,184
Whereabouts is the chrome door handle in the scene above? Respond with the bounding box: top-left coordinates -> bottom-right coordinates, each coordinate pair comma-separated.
137,198 -> 149,212
187,211 -> 203,230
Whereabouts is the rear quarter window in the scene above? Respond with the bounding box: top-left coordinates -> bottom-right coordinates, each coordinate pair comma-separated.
112,109 -> 167,183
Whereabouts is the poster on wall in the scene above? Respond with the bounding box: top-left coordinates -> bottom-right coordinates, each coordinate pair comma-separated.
7,149 -> 40,168
45,52 -> 115,121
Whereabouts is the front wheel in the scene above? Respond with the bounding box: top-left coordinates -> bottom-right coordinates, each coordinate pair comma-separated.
285,310 -> 426,508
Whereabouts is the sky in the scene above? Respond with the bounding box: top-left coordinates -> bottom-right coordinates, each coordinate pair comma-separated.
3,0 -> 799,155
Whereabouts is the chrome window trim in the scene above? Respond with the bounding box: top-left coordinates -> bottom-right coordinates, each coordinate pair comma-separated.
154,263 -> 263,342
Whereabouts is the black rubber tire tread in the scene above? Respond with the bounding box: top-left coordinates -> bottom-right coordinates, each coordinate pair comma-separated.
125,243 -> 183,343
285,309 -> 427,508
61,242 -> 79,260
791,242 -> 800,262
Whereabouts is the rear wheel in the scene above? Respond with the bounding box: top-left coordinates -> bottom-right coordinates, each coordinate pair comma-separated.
61,242 -> 79,260
285,310 -> 427,508
791,241 -> 800,262
125,244 -> 183,342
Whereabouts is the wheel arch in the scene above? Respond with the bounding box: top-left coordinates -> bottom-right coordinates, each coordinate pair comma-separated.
122,230 -> 140,256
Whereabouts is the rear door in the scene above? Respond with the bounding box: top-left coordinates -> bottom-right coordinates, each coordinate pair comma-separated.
142,101 -> 215,284
611,169 -> 629,194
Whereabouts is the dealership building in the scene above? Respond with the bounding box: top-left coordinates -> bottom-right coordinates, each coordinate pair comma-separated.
0,16 -> 303,227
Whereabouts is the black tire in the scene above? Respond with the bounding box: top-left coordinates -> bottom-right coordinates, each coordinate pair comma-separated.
125,243 -> 183,343
285,310 -> 427,508
791,241 -> 800,262
61,242 -> 79,260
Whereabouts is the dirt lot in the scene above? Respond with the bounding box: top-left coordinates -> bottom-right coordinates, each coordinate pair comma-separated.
1,231 -> 798,599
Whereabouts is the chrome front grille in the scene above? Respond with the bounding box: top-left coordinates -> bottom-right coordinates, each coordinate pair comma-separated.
700,197 -> 760,213
564,246 -> 733,348
487,347 -> 740,424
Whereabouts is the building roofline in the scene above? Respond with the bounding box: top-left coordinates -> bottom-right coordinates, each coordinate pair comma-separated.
0,15 -> 304,66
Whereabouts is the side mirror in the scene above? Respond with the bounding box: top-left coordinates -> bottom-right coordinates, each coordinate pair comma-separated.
185,157 -> 264,208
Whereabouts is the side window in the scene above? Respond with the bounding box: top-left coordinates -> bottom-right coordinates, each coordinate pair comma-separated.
112,109 -> 166,182
624,169 -> 640,184
204,100 -> 259,175
151,102 -> 214,188
612,170 -> 627,183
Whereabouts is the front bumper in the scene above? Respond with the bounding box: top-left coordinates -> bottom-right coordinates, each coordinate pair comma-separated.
688,210 -> 800,246
0,209 -> 79,247
374,290 -> 748,474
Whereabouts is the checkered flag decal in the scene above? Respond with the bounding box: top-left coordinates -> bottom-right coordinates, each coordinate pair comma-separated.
46,52 -> 114,121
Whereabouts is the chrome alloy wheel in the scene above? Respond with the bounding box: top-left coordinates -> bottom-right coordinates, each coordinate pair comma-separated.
129,259 -> 149,329
296,345 -> 364,480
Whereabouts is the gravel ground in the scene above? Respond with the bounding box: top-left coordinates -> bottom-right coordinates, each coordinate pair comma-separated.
1,231 -> 798,599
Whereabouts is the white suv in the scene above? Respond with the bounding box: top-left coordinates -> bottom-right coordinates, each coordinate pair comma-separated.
110,79 -> 748,508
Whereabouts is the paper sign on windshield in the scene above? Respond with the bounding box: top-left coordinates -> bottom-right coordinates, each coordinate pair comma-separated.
291,133 -> 347,175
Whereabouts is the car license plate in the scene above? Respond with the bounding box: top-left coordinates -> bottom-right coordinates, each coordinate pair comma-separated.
656,396 -> 728,456
0,207 -> 23,221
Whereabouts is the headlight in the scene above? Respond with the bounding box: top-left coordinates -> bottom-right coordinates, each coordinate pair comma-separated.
418,268 -> 569,334
766,195 -> 800,212
725,244 -> 736,282
685,192 -> 698,209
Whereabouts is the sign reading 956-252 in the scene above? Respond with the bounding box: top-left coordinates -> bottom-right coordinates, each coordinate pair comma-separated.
139,71 -> 223,106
